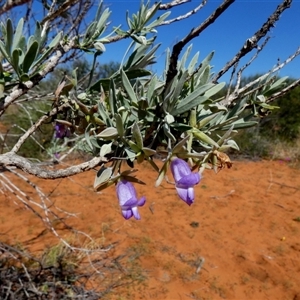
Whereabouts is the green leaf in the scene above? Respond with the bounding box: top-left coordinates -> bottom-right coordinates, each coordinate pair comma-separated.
192,129 -> 219,148
142,147 -> 156,157
0,40 -> 10,61
121,68 -> 138,104
94,167 -> 115,190
97,127 -> 118,139
11,49 -> 20,75
155,159 -> 169,187
12,18 -> 24,52
100,143 -> 112,157
115,114 -> 124,137
187,51 -> 200,74
132,122 -> 143,148
205,82 -> 225,99
171,83 -> 214,115
109,79 -> 117,115
222,120 -> 258,130
48,31 -> 62,48
172,135 -> 190,154
197,113 -> 219,129
6,19 -> 13,55
22,41 -> 39,73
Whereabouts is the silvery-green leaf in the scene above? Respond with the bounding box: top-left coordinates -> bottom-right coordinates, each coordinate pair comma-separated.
97,127 -> 118,139
115,114 -> 124,137
187,51 -> 200,74
192,129 -> 219,148
132,122 -> 143,148
155,159 -> 169,187
142,147 -> 156,157
198,65 -> 210,85
94,42 -> 106,52
208,103 -> 227,113
222,120 -> 257,130
121,68 -> 138,104
11,48 -> 20,74
100,142 -> 112,157
172,135 -> 190,154
146,10 -> 170,28
12,18 -> 24,51
217,125 -> 234,146
22,41 -> 39,73
164,114 -> 174,124
94,166 -> 113,189
163,124 -> 176,142
219,139 -> 239,151
125,147 -> 136,160
171,83 -> 214,115
48,31 -> 62,48
259,103 -> 279,110
178,44 -> 192,71
77,93 -> 87,100
109,79 -> 117,115
6,19 -> 13,55
267,76 -> 288,92
205,82 -> 225,99
256,94 -> 266,102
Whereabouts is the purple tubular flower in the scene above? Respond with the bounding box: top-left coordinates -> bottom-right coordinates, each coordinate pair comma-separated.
54,123 -> 70,139
170,158 -> 201,206
116,179 -> 146,220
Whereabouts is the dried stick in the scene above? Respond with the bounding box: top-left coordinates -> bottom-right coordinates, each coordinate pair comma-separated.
213,0 -> 292,82
0,152 -> 106,179
163,0 -> 235,96
159,0 -> 191,10
160,0 -> 207,26
0,0 -> 30,14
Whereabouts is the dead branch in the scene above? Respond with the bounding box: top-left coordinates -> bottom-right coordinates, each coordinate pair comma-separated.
163,0 -> 235,96
213,0 -> 292,82
160,0 -> 207,26
0,153 -> 106,179
224,45 -> 300,105
159,0 -> 191,10
0,0 -> 30,15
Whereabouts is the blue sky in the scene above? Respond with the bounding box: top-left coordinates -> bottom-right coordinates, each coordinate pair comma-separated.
100,0 -> 300,82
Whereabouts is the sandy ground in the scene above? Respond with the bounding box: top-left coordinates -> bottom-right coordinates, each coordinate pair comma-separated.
1,159 -> 300,300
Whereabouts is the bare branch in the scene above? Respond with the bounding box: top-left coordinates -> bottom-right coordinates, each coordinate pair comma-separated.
160,0 -> 207,26
163,0 -> 235,96
0,0 -> 30,15
213,0 -> 292,82
40,0 -> 80,26
225,45 -> 300,105
159,0 -> 191,10
0,152 -> 107,179
223,36 -> 271,105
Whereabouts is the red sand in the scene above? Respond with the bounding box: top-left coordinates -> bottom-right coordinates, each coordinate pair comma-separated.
1,159 -> 300,299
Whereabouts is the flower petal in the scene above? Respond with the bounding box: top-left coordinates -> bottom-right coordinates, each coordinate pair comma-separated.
175,186 -> 195,206
170,158 -> 192,183
131,207 -> 141,220
122,209 -> 133,219
137,196 -> 146,207
116,180 -> 138,206
177,172 -> 200,187
122,198 -> 138,208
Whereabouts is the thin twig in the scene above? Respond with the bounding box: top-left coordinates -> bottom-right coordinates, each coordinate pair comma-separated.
213,0 -> 292,82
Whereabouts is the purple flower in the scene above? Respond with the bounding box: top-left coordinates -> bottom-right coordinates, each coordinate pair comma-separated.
116,179 -> 146,220
54,123 -> 70,139
170,158 -> 201,206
